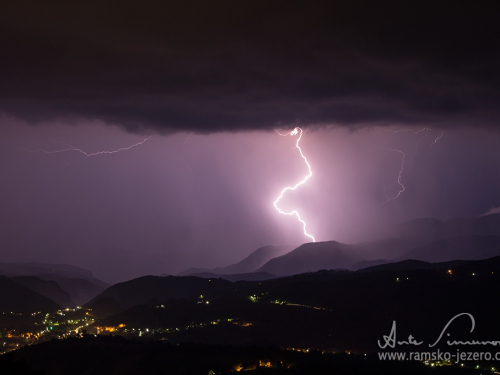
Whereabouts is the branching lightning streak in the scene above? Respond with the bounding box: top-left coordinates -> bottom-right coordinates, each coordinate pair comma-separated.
391,127 -> 431,134
273,127 -> 315,242
25,135 -> 155,156
390,127 -> 445,147
430,130 -> 444,146
381,127 -> 444,204
381,148 -> 406,205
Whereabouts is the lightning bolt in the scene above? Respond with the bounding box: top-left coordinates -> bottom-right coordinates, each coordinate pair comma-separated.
381,148 -> 406,205
25,135 -> 155,156
273,127 -> 315,242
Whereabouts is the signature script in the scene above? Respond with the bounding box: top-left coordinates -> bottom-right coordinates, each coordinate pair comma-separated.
378,313 -> 500,349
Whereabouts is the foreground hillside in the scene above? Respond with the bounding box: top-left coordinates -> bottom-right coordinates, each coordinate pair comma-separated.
86,276 -> 233,309
1,257 -> 499,373
88,256 -> 500,353
0,337 -> 483,375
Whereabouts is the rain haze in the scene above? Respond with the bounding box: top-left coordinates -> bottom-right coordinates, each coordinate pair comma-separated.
1,1 -> 499,283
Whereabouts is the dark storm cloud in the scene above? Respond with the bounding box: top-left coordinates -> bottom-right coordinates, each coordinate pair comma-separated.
1,0 -> 499,132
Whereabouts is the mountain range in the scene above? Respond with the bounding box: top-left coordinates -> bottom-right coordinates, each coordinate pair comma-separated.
178,214 -> 500,278
2,214 -> 500,313
86,255 -> 500,352
177,245 -> 293,276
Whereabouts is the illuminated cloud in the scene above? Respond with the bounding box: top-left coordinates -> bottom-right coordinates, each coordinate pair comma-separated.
480,207 -> 500,217
0,1 -> 499,133
1,2 -> 500,283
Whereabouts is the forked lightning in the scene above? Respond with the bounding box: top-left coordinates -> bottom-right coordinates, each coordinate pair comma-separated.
25,135 -> 155,156
273,127 -> 315,242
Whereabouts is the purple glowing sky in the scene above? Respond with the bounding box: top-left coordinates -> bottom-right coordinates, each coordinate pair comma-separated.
1,121 -> 499,282
1,1 -> 499,282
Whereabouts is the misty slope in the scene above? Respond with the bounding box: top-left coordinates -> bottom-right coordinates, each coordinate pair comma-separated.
393,214 -> 500,242
178,245 -> 293,276
349,237 -> 431,271
34,274 -> 106,306
213,245 -> 293,274
401,235 -> 500,262
0,262 -> 109,288
0,262 -> 92,278
257,241 -> 361,276
351,237 -> 419,261
10,276 -> 74,308
0,275 -> 60,312
349,214 -> 500,269
188,271 -> 277,282
175,267 -> 211,276
86,276 -> 233,310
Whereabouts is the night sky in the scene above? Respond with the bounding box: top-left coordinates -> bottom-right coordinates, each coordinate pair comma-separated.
1,1 -> 499,283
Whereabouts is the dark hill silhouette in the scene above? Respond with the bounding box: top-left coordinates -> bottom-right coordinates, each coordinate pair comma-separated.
357,259 -> 468,272
358,256 -> 500,275
451,255 -> 500,274
401,235 -> 500,262
86,297 -> 124,319
351,259 -> 391,270
0,275 -> 60,312
10,276 -> 74,308
85,276 -> 234,310
178,245 -> 293,276
87,256 -> 500,353
257,241 -> 361,276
